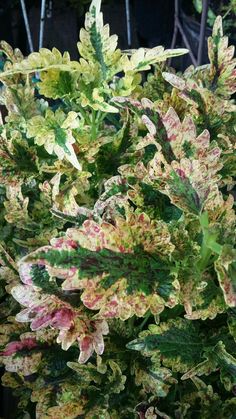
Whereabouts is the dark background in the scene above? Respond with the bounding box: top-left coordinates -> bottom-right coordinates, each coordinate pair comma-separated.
0,1 -> 234,65
0,0 -> 175,57
1,0 -> 234,69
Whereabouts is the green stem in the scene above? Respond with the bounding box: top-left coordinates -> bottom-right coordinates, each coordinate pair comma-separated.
95,111 -> 107,133
223,6 -> 232,19
139,312 -> 151,331
128,316 -> 135,335
198,243 -> 212,273
197,212 -> 212,273
98,112 -> 107,124
77,104 -> 90,124
91,109 -> 97,140
95,110 -> 102,123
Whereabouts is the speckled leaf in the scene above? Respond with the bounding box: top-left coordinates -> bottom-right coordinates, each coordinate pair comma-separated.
182,341 -> 236,392
215,245 -> 236,307
18,213 -> 178,320
26,109 -> 82,170
0,47 -> 80,77
127,318 -> 204,373
134,361 -> 177,397
208,16 -> 236,97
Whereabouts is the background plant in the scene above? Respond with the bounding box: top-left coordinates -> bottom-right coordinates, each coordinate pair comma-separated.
193,0 -> 236,40
0,1 -> 235,418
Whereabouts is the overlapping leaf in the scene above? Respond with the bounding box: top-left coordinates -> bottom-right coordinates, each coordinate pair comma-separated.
18,213 -> 178,320
128,319 -> 236,394
26,109 -> 82,170
127,318 -> 204,373
11,282 -> 109,363
0,4 -> 235,418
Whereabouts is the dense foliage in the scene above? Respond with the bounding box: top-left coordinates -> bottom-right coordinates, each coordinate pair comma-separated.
0,1 -> 235,418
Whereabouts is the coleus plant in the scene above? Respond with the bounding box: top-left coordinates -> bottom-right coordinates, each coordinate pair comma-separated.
0,0 -> 235,417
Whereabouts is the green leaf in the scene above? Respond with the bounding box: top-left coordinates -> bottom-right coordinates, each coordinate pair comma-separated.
214,341 -> 236,391
19,214 -> 178,320
89,5 -> 107,79
127,318 -> 204,373
182,342 -> 236,392
0,47 -> 80,77
134,361 -> 177,398
215,245 -> 236,307
208,16 -> 236,97
39,70 -> 77,99
168,170 -> 203,215
228,308 -> 236,342
26,109 -> 82,170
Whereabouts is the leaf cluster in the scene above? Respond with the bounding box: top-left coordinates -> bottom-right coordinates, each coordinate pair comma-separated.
0,2 -> 235,418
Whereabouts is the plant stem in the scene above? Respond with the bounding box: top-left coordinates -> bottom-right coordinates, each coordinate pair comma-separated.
128,316 -> 135,335
95,110 -> 102,123
98,112 -> 107,124
77,103 -> 89,124
198,244 -> 212,273
91,109 -> 97,140
139,312 -> 151,331
223,7 -> 232,19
